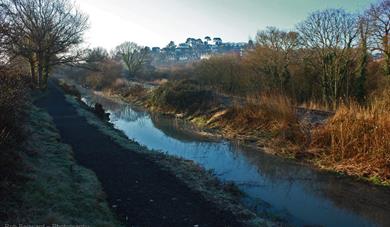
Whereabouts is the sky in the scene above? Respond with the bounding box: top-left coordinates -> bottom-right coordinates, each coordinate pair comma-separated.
75,0 -> 376,50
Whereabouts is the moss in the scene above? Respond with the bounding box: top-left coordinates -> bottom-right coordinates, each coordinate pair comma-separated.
3,105 -> 121,226
190,116 -> 209,128
360,176 -> 390,187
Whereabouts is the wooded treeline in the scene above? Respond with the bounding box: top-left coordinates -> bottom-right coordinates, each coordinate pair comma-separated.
193,2 -> 389,107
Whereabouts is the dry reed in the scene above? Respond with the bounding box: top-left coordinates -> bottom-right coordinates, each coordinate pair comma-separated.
221,94 -> 306,146
311,89 -> 390,182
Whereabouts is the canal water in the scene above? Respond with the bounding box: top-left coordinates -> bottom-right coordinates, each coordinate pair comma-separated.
82,94 -> 390,227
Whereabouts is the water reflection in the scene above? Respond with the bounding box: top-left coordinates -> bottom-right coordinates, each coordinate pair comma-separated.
82,94 -> 390,227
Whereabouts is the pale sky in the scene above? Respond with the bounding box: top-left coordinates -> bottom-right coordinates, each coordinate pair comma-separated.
75,0 -> 375,50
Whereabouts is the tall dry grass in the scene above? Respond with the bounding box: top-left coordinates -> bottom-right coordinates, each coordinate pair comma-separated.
311,89 -> 390,182
221,94 -> 306,147
235,94 -> 296,130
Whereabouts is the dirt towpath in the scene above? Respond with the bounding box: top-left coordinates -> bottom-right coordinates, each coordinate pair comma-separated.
35,82 -> 242,227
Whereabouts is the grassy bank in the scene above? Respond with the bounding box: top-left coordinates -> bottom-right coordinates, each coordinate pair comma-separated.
1,103 -> 120,225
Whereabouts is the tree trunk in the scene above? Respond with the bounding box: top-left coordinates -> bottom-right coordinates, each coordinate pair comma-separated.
37,60 -> 43,89
356,47 -> 368,103
385,53 -> 390,76
43,64 -> 50,89
383,31 -> 389,76
29,60 -> 36,88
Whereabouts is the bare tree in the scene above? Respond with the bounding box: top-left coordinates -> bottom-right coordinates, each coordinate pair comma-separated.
1,0 -> 88,88
85,47 -> 109,64
250,27 -> 299,93
114,41 -> 149,78
366,0 -> 390,75
297,9 -> 359,106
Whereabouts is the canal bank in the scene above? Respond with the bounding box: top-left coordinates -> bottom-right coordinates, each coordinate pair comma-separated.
80,88 -> 390,227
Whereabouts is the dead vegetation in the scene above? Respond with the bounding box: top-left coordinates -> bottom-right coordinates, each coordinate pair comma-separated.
223,95 -> 302,141
310,89 -> 390,184
149,80 -> 216,115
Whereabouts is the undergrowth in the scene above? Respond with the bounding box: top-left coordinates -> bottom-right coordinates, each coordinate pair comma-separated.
214,94 -> 306,152
149,80 -> 216,115
310,89 -> 390,184
0,73 -> 30,221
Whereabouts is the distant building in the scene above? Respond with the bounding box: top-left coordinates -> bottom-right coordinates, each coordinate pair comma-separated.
151,36 -> 249,66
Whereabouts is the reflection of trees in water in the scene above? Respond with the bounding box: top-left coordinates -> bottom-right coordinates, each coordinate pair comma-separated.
234,144 -> 313,184
82,95 -> 124,112
113,105 -> 148,122
150,114 -> 215,143
240,146 -> 390,226
310,174 -> 390,227
84,95 -> 148,123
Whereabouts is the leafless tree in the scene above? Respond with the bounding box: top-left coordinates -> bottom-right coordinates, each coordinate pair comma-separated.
0,0 -> 88,88
297,9 -> 359,106
250,27 -> 299,93
256,27 -> 299,52
366,0 -> 390,75
85,47 -> 109,64
114,41 -> 149,78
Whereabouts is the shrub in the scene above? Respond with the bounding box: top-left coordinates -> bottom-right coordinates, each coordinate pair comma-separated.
0,73 -> 29,147
83,60 -> 123,91
194,55 -> 256,96
150,80 -> 215,114
110,80 -> 147,98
